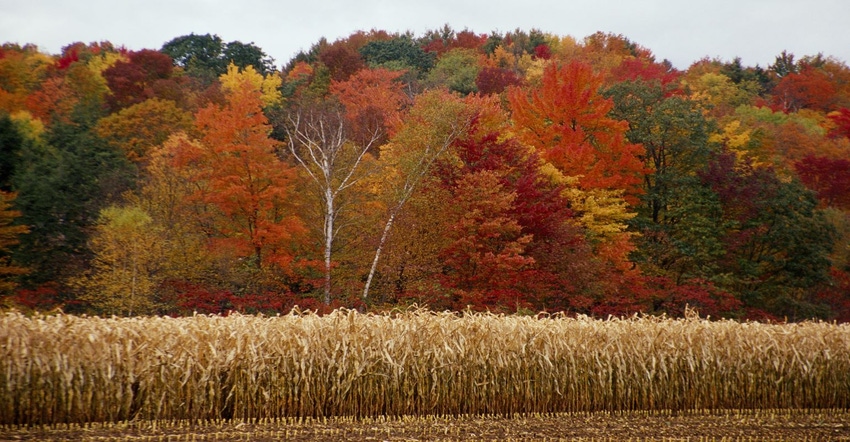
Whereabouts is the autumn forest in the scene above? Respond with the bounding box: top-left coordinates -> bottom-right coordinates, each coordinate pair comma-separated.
1,28 -> 849,321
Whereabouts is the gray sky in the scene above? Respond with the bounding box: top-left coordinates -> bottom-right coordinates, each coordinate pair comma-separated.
2,0 -> 848,70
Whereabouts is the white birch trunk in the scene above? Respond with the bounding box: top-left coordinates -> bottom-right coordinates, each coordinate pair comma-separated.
286,108 -> 380,304
323,187 -> 334,304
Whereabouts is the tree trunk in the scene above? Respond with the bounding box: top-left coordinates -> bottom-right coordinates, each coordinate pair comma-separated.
362,211 -> 395,299
324,188 -> 334,304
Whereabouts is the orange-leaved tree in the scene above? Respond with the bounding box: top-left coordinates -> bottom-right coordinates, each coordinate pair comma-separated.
329,67 -> 408,145
508,61 -> 645,200
509,61 -> 645,284
169,79 -> 305,277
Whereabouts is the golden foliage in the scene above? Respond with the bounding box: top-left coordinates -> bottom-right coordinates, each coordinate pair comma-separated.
94,98 -> 193,163
72,205 -> 162,316
130,137 -> 214,282
219,62 -> 282,107
540,162 -> 635,239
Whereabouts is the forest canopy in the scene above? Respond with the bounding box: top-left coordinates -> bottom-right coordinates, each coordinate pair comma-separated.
1,29 -> 849,321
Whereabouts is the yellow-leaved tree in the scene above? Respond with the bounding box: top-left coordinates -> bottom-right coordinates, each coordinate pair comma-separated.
94,97 -> 193,163
75,205 -> 162,316
539,163 -> 635,239
130,135 -> 214,283
219,62 -> 282,108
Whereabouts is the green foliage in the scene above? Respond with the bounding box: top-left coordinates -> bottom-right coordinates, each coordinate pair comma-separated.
426,48 -> 480,95
0,113 -> 23,190
360,36 -> 435,77
606,81 -> 724,281
702,155 -> 836,320
306,63 -> 331,98
161,33 -> 275,81
821,208 -> 850,271
720,57 -> 770,94
222,41 -> 276,75
161,33 -> 225,80
606,80 -> 722,280
482,33 -> 504,55
634,180 -> 726,281
770,50 -> 798,78
735,104 -> 826,136
11,121 -> 135,285
0,191 -> 28,295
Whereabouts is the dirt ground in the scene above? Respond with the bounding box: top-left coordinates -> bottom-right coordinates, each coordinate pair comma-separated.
2,408 -> 849,441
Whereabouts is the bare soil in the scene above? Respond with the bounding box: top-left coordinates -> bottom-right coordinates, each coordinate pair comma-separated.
2,408 -> 849,441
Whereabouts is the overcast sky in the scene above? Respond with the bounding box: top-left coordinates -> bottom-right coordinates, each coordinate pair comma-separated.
2,0 -> 848,70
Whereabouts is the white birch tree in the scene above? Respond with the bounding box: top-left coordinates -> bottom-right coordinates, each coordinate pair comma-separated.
285,103 -> 381,304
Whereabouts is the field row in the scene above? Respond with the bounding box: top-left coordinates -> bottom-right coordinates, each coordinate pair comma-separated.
2,309 -> 849,424
2,409 -> 849,441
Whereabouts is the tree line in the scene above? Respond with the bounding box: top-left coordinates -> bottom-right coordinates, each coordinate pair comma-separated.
1,29 -> 849,321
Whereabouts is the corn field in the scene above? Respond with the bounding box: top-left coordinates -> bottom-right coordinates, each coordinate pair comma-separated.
1,309 -> 849,425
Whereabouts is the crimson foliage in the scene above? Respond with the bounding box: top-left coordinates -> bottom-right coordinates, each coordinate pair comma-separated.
795,155 -> 850,209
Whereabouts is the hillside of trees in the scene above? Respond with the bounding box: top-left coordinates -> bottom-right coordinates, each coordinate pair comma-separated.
1,29 -> 849,321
